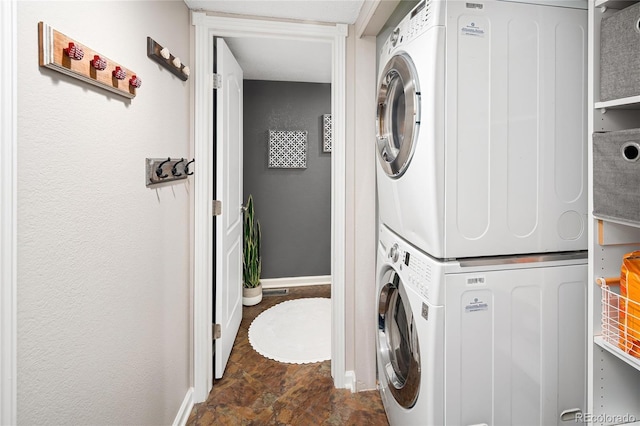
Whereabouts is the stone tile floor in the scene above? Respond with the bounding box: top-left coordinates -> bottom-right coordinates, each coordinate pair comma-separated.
187,285 -> 389,425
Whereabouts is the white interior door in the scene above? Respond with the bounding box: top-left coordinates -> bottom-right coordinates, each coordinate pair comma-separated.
214,37 -> 243,379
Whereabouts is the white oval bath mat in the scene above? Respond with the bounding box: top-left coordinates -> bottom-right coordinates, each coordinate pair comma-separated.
248,297 -> 331,364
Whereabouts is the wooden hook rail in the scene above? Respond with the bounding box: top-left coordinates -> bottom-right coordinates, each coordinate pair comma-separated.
38,22 -> 140,99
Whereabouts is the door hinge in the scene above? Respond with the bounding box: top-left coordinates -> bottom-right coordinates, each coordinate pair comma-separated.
213,200 -> 222,216
213,323 -> 221,340
211,73 -> 222,89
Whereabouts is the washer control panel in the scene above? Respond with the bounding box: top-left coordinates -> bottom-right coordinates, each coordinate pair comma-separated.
379,223 -> 440,304
404,248 -> 432,300
388,239 -> 432,301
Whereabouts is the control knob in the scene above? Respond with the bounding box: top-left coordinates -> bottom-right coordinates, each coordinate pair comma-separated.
390,28 -> 400,47
389,243 -> 400,263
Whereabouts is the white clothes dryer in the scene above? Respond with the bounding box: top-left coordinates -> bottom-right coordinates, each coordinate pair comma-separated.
376,224 -> 588,425
375,0 -> 588,259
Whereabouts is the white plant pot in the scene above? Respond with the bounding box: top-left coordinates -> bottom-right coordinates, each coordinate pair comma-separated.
243,283 -> 262,306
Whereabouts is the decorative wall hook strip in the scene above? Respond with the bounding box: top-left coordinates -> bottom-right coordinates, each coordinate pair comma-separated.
38,22 -> 140,99
147,37 -> 189,81
146,157 -> 192,187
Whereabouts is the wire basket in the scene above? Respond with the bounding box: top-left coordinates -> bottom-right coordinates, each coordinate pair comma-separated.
601,283 -> 640,358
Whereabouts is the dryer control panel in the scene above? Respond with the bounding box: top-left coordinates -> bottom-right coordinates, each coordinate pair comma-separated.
379,0 -> 443,62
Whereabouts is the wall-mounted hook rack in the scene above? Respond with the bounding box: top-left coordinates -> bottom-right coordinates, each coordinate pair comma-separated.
38,22 -> 140,99
147,37 -> 189,81
146,157 -> 193,187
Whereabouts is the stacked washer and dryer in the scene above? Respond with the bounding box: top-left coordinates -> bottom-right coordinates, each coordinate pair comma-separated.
375,1 -> 589,425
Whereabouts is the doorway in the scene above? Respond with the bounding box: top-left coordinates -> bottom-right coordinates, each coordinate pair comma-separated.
242,79 -> 332,284
191,12 -> 348,403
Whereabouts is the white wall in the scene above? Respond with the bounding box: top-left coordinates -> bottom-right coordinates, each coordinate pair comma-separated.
1,0 -> 18,423
17,2 -> 192,424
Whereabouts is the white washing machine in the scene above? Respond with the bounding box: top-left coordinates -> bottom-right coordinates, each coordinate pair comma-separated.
376,224 -> 588,425
375,0 -> 588,259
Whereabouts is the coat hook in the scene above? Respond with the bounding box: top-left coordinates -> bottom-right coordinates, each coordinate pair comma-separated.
185,159 -> 195,176
90,55 -> 107,71
156,157 -> 171,178
172,158 -> 185,177
63,42 -> 84,60
129,75 -> 142,89
112,66 -> 127,80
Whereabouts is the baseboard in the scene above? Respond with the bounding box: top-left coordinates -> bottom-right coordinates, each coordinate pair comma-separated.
344,370 -> 356,393
261,275 -> 331,289
172,387 -> 194,426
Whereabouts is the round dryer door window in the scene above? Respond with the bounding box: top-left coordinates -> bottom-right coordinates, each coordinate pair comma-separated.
376,53 -> 420,178
377,269 -> 420,408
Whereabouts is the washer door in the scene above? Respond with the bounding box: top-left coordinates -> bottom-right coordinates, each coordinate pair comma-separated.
377,269 -> 421,408
376,53 -> 420,178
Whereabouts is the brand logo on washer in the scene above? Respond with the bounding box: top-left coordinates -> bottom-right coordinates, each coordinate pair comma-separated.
464,297 -> 489,313
466,2 -> 484,9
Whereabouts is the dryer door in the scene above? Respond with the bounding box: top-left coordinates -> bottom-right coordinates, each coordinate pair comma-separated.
377,269 -> 420,408
376,53 -> 420,178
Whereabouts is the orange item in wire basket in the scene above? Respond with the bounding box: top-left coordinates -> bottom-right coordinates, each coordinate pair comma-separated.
619,251 -> 640,357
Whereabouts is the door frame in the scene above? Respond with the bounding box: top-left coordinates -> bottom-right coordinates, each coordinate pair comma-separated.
191,12 -> 348,403
1,0 -> 17,422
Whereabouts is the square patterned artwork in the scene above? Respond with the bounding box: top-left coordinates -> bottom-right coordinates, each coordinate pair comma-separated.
323,114 -> 332,153
268,130 -> 308,169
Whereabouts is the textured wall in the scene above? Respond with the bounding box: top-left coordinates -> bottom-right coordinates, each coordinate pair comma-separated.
243,80 -> 331,279
17,2 -> 192,424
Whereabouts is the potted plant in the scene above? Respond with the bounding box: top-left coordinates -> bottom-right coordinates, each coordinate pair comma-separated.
242,194 -> 262,306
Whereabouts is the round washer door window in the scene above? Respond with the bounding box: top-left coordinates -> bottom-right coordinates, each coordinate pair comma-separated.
376,53 -> 420,178
377,269 -> 420,408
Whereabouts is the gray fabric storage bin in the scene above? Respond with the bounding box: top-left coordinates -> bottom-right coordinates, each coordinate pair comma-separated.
593,129 -> 640,225
600,2 -> 640,101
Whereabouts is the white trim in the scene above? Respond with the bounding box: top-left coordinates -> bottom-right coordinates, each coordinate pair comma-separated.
0,0 -> 17,424
344,370 -> 357,393
330,23 -> 347,390
172,387 -> 195,426
191,12 -> 348,402
192,20 -> 215,403
261,275 -> 332,289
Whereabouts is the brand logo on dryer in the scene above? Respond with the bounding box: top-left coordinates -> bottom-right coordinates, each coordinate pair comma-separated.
461,21 -> 486,38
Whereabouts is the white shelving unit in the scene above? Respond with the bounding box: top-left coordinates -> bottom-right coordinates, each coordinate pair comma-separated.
589,0 -> 640,424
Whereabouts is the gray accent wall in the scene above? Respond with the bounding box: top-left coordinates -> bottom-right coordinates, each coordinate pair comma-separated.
244,80 -> 331,279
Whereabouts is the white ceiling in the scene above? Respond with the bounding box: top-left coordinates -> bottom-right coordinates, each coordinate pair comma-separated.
224,37 -> 332,83
183,0 -> 366,83
184,0 -> 365,24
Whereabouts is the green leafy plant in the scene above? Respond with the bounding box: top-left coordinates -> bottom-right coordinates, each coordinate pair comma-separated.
243,195 -> 262,289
